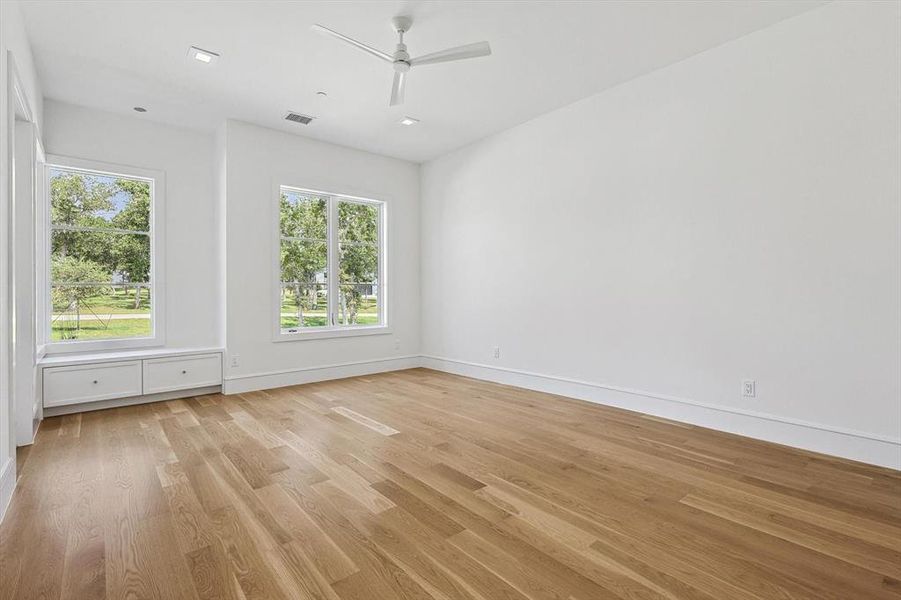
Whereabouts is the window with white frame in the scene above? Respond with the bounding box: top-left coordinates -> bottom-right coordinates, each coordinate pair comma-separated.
278,186 -> 385,337
44,157 -> 164,351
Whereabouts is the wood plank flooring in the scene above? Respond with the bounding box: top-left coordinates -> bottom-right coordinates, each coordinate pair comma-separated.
1,368 -> 899,600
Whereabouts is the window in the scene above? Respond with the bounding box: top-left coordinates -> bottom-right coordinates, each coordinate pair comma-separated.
277,186 -> 385,338
43,157 -> 164,351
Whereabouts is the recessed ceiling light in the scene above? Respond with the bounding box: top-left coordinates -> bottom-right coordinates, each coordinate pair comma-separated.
133,106 -> 147,113
188,46 -> 219,64
399,116 -> 419,126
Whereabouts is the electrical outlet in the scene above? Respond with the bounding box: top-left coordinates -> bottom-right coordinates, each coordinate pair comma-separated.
394,338 -> 401,350
742,379 -> 756,398
230,355 -> 240,368
492,346 -> 500,359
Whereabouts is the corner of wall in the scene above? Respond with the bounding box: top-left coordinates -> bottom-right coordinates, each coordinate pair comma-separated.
213,121 -> 228,352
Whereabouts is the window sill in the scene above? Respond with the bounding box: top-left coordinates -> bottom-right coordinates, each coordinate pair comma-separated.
42,335 -> 165,356
38,346 -> 224,368
274,325 -> 392,342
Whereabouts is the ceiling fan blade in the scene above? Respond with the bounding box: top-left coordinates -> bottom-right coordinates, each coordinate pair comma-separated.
409,41 -> 491,67
390,71 -> 407,106
312,24 -> 393,62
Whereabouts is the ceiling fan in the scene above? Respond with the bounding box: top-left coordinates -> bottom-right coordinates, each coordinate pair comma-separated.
312,16 -> 491,106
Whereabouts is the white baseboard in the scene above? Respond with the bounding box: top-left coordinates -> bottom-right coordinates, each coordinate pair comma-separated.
0,458 -> 15,523
25,351 -> 901,471
420,355 -> 901,471
222,355 -> 421,394
42,385 -> 222,417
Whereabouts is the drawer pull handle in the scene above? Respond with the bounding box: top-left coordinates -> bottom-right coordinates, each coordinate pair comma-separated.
182,370 -> 187,374
92,380 -> 98,384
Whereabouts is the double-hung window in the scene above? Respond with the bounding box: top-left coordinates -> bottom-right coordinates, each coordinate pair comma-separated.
277,186 -> 386,339
43,156 -> 164,352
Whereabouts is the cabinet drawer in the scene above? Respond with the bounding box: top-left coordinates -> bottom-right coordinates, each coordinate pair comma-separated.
43,361 -> 143,408
142,353 -> 222,394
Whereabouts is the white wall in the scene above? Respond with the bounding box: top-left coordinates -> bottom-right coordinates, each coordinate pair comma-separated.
214,122 -> 227,347
13,120 -> 39,447
1,2 -> 43,131
1,0 -> 44,518
43,100 -> 221,350
222,120 -> 420,392
420,1 -> 901,467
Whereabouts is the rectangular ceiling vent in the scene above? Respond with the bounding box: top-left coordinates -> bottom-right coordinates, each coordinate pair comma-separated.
285,112 -> 314,125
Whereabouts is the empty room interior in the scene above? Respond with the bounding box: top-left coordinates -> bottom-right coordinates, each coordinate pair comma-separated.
1,1 -> 900,598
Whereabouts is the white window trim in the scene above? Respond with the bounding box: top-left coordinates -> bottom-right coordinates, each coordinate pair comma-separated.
273,183 -> 389,342
42,155 -> 166,354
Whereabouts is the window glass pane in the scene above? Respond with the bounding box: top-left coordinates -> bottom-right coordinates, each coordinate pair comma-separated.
280,283 -> 328,330
51,230 -> 150,285
338,284 -> 379,326
50,167 -> 150,231
280,237 -> 328,330
338,201 -> 378,244
338,243 -> 378,283
277,193 -> 383,334
51,285 -> 152,341
337,200 -> 380,327
48,164 -> 153,344
280,191 -> 327,240
50,230 -> 151,341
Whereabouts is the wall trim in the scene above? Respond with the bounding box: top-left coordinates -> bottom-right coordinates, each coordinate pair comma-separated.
15,352 -> 899,472
222,355 -> 420,394
0,458 -> 15,523
420,355 -> 901,470
42,385 -> 222,417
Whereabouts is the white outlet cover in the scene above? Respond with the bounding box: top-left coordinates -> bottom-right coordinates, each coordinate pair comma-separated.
742,379 -> 756,397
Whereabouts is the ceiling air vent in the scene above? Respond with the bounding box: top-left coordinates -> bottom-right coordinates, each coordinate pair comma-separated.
284,112 -> 314,125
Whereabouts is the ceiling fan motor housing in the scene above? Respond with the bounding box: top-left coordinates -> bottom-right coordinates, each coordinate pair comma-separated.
392,17 -> 412,72
393,46 -> 411,72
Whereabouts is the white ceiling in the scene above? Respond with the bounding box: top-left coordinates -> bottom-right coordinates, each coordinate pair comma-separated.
21,0 -> 824,163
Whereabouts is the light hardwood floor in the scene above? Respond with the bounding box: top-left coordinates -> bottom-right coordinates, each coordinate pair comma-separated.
1,368 -> 899,600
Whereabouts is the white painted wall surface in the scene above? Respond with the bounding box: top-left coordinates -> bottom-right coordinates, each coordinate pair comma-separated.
223,120 -> 420,391
420,2 -> 901,465
42,100 -> 221,349
13,121 -> 38,446
0,0 -> 44,519
1,2 -> 43,131
214,123 -> 227,347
